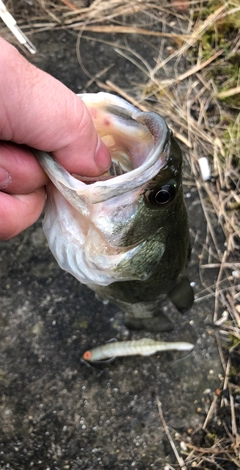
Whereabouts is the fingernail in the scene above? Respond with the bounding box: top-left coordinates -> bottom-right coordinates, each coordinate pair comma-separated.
94,137 -> 111,171
0,167 -> 11,189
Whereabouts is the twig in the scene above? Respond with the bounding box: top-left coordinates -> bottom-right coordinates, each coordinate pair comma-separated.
221,358 -> 231,407
213,250 -> 229,324
226,294 -> 240,328
156,398 -> 187,470
103,80 -> 192,147
60,0 -> 78,10
159,49 -> 224,87
106,80 -> 148,111
182,442 -> 235,455
150,3 -> 227,78
229,391 -> 238,438
202,395 -> 219,430
73,24 -> 191,39
85,64 -> 114,88
200,263 -> 240,269
217,86 -> 240,99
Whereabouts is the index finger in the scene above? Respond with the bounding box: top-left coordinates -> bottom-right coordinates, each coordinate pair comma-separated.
0,38 -> 111,176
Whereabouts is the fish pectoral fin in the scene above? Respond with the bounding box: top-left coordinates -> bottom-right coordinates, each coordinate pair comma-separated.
116,239 -> 165,281
168,277 -> 194,313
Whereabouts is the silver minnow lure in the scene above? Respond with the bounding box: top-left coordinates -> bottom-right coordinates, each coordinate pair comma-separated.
83,338 -> 194,362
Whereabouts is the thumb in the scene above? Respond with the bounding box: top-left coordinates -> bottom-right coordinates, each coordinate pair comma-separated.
0,38 -> 111,176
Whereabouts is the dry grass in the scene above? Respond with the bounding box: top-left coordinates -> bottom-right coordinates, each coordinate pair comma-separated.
1,0 -> 239,467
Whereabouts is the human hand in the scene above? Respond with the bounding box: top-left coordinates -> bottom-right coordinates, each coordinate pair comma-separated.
0,38 -> 110,240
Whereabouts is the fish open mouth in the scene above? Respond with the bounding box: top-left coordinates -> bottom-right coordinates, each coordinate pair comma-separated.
35,94 -> 170,205
71,95 -> 169,190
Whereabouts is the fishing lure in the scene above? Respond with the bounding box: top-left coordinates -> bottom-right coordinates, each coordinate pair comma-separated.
83,338 -> 194,362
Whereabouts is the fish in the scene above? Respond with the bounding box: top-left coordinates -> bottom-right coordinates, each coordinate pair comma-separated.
35,92 -> 194,332
83,338 -> 194,362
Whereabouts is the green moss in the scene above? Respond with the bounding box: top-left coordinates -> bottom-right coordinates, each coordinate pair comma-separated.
194,1 -> 239,108
0,369 -> 6,381
205,432 -> 217,446
73,318 -> 88,329
223,121 -> 240,151
230,365 -> 238,377
196,0 -> 240,35
229,335 -> 240,348
215,58 -> 240,109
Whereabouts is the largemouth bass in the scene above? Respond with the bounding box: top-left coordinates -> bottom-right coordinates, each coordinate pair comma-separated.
36,92 -> 194,332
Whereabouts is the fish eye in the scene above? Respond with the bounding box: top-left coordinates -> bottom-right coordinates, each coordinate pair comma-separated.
144,184 -> 176,208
